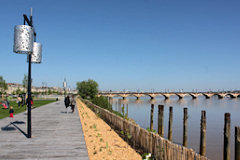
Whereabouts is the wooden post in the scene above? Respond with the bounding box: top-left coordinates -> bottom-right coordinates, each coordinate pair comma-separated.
158,105 -> 164,136
150,104 -> 154,131
183,108 -> 188,147
168,106 -> 173,141
224,113 -> 231,160
235,127 -> 240,160
200,110 -> 206,156
126,103 -> 128,118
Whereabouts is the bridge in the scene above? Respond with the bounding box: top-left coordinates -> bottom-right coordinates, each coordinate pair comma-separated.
98,91 -> 240,100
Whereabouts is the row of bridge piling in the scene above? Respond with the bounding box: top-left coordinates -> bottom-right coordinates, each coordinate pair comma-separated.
149,104 -> 240,160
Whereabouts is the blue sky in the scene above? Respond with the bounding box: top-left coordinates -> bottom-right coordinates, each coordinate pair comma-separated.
1,0 -> 240,91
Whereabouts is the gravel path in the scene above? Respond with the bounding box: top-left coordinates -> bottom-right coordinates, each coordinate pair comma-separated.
77,99 -> 141,160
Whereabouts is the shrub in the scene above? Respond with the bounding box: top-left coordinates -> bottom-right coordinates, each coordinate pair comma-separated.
91,96 -> 112,110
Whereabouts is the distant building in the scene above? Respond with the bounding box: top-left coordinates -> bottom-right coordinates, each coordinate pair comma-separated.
6,83 -> 72,95
7,83 -> 25,94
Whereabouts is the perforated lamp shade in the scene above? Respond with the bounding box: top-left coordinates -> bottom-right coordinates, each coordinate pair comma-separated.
27,42 -> 42,63
13,25 -> 34,54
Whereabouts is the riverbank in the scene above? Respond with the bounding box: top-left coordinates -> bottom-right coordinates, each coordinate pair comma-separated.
77,99 -> 141,160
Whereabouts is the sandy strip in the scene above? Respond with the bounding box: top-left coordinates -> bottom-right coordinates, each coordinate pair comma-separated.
77,99 -> 142,160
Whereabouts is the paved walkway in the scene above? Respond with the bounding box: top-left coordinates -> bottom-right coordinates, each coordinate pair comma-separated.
0,100 -> 89,160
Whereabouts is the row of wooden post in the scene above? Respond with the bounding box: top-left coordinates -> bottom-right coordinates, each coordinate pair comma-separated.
149,104 -> 240,160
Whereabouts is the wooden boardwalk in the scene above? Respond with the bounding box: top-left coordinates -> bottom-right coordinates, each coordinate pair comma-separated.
0,100 -> 89,160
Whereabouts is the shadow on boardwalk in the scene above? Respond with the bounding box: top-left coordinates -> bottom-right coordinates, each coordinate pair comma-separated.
1,121 -> 28,138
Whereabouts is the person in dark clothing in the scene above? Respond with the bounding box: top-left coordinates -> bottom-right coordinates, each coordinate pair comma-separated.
26,97 -> 33,108
64,96 -> 70,113
21,94 -> 25,106
70,95 -> 76,113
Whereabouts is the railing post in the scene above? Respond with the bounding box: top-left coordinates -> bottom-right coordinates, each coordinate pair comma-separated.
200,110 -> 206,156
158,105 -> 164,136
235,126 -> 240,160
168,106 -> 173,141
183,108 -> 188,147
224,113 -> 231,160
150,104 -> 154,131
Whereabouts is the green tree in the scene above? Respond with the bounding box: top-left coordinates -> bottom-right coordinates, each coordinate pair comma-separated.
22,74 -> 28,93
15,88 -> 22,95
48,89 -> 52,95
92,96 -> 112,110
76,79 -> 98,99
0,76 -> 8,96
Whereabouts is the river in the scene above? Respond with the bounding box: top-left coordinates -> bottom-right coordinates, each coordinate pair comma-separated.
110,96 -> 240,160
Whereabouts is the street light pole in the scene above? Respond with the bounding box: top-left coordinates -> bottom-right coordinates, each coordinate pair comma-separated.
24,10 -> 34,138
24,9 -> 37,138
14,8 -> 42,139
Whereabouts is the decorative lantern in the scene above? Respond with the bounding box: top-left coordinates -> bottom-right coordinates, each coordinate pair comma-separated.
13,25 -> 34,54
27,42 -> 42,63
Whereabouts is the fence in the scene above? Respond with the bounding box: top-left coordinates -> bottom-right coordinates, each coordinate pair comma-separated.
82,99 -> 209,160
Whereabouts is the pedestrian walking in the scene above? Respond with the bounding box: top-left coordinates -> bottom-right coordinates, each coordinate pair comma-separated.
64,96 -> 70,113
16,95 -> 22,107
6,94 -> 10,109
26,97 -> 33,108
21,94 -> 25,106
9,106 -> 14,122
70,95 -> 76,113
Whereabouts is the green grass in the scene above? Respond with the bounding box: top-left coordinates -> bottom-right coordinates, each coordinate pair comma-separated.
0,100 -> 55,119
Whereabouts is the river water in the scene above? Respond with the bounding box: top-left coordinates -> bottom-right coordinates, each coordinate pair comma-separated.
110,96 -> 240,160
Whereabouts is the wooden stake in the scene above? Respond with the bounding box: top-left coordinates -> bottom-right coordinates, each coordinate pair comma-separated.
224,113 -> 231,160
200,110 -> 206,156
235,127 -> 240,160
158,105 -> 164,136
168,106 -> 173,141
150,104 -> 154,131
183,108 -> 188,147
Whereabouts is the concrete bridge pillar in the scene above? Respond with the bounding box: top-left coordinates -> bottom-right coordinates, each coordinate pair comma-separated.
203,94 -> 212,99
230,94 -> 238,98
136,97 -> 140,100
147,94 -> 156,100
163,95 -> 169,99
189,94 -> 197,99
205,96 -> 210,99
176,95 -> 183,99
217,94 -> 224,99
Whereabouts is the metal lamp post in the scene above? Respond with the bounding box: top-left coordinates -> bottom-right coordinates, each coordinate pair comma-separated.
13,9 -> 42,138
